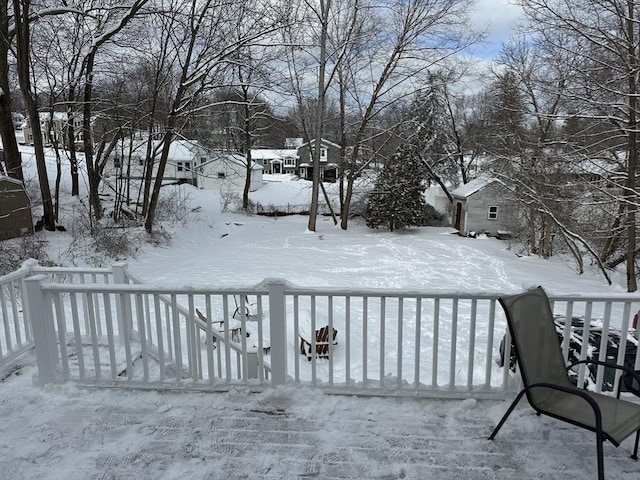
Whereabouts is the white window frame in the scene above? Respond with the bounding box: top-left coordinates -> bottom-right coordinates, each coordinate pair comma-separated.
488,206 -> 498,220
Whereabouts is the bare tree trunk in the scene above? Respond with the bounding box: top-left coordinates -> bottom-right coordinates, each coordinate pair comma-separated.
0,1 -> 23,182
13,0 -> 55,229
626,1 -> 638,292
308,0 -> 330,232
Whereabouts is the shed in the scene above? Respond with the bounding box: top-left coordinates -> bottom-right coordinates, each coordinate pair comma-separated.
198,153 -> 263,193
451,178 -> 513,237
0,176 -> 33,240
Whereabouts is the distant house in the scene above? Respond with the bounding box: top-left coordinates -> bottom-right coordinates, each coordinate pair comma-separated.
22,111 -> 84,148
198,153 -> 263,192
0,176 -> 33,240
109,139 -> 208,187
296,138 -> 341,182
250,149 -> 298,175
451,178 -> 513,237
106,139 -> 263,192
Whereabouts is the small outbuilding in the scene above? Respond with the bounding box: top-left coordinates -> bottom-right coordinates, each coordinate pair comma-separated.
0,176 -> 33,240
198,153 -> 263,193
451,177 -> 513,237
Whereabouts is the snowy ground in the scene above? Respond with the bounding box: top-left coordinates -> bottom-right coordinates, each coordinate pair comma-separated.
2,353 -> 639,479
2,150 -> 639,478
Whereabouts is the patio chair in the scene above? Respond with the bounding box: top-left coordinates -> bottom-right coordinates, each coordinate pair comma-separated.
299,325 -> 338,361
489,286 -> 640,480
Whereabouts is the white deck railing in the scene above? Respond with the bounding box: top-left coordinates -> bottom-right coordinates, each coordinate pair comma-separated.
4,262 -> 638,398
1,261 -> 129,372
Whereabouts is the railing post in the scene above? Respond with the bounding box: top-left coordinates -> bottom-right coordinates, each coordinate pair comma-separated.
19,259 -> 39,342
268,279 -> 287,385
24,275 -> 59,386
246,350 -> 258,379
112,262 -> 131,344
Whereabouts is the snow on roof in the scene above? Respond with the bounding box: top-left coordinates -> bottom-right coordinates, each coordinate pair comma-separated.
301,138 -> 341,149
202,153 -> 263,170
0,175 -> 25,187
250,149 -> 298,160
451,177 -> 499,198
165,139 -> 202,162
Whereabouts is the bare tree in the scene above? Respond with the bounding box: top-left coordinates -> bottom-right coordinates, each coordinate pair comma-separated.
310,0 -> 479,230
12,0 -> 56,229
518,0 -> 640,291
144,0 -> 287,233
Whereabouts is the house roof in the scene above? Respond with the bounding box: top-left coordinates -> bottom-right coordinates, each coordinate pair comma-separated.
250,149 -> 298,160
0,175 -> 26,188
451,177 -> 499,199
300,138 -> 341,149
126,139 -> 204,162
201,153 -> 263,170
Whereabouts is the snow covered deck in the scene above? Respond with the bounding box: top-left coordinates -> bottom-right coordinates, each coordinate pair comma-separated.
1,355 -> 638,479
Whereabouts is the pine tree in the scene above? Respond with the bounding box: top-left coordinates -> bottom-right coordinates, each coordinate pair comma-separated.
365,147 -> 428,231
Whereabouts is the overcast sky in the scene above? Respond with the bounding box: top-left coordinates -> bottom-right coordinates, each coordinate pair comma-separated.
469,0 -> 525,59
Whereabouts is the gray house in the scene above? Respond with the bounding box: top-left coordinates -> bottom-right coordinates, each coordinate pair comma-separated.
297,138 -> 341,182
451,178 -> 513,237
0,176 -> 33,240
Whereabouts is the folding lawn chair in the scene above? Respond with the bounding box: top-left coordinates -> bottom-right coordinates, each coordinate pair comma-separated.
489,286 -> 640,480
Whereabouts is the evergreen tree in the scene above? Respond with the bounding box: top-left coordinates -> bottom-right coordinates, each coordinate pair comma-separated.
364,146 -> 428,231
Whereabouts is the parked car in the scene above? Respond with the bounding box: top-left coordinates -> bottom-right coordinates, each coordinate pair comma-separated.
499,315 -> 639,395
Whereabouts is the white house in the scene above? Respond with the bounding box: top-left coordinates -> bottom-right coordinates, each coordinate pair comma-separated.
250,149 -> 299,175
198,153 -> 263,193
110,138 -> 208,187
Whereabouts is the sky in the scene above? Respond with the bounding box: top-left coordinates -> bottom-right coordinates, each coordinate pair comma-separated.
468,0 -> 525,59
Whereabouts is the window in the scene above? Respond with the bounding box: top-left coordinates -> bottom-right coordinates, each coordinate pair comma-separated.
320,148 -> 327,159
284,157 -> 295,166
488,206 -> 498,220
114,157 -> 121,169
217,172 -> 226,179
177,162 -> 184,172
201,157 -> 207,164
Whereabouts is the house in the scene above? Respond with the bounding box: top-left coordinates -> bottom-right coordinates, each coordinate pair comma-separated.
250,149 -> 298,175
451,177 -> 513,237
110,138 -> 208,187
107,138 -> 263,192
198,153 -> 263,193
22,111 -> 84,147
296,138 -> 341,182
0,176 -> 33,240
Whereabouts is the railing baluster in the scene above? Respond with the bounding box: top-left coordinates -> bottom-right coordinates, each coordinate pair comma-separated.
154,295 -> 166,382
432,298 -> 439,388
397,297 -> 403,389
484,299 -> 496,389
103,293 -> 117,379
449,299 -> 458,389
362,296 -> 368,386
379,296 -> 385,386
467,299 -> 477,388
414,297 -> 422,389
70,293 -> 85,379
345,295 -> 351,385
136,293 -> 149,382
9,280 -> 21,346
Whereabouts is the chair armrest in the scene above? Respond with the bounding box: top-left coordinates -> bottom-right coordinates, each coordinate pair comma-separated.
567,359 -> 640,398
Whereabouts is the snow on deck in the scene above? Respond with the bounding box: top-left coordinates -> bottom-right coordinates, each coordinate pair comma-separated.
1,356 -> 638,479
